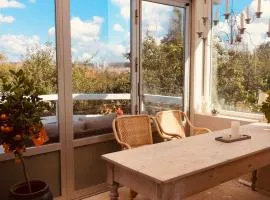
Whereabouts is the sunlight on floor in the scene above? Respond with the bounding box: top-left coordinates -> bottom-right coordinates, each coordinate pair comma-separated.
84,180 -> 270,200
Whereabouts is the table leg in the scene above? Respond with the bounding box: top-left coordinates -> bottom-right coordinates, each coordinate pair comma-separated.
130,189 -> 138,200
109,182 -> 119,200
252,170 -> 257,191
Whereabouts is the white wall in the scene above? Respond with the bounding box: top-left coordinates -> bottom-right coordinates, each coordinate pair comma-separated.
194,113 -> 258,131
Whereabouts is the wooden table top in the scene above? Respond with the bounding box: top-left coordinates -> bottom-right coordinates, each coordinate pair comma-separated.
102,123 -> 270,184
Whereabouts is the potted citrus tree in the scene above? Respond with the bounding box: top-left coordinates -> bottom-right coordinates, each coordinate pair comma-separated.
0,70 -> 53,200
261,90 -> 270,123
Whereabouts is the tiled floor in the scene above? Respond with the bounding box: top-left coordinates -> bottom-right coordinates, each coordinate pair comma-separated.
84,180 -> 270,200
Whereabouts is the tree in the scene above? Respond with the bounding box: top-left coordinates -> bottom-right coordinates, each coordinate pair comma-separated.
22,43 -> 57,94
142,8 -> 184,97
0,53 -> 16,91
213,40 -> 270,112
254,42 -> 270,92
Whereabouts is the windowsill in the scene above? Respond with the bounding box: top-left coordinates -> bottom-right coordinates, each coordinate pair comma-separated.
195,112 -> 260,123
0,132 -> 115,162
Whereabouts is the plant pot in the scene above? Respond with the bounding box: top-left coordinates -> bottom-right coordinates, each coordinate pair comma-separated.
9,180 -> 53,200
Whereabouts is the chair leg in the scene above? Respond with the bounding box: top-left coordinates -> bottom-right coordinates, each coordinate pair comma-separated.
109,182 -> 119,200
251,170 -> 257,191
130,189 -> 138,200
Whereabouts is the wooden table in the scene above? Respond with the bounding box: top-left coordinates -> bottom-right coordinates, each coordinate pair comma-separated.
102,123 -> 270,200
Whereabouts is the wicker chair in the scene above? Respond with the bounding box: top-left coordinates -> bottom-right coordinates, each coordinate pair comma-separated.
112,115 -> 168,199
155,110 -> 212,139
113,115 -> 172,150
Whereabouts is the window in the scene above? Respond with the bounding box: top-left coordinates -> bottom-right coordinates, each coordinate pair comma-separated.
211,0 -> 270,114
70,0 -> 131,139
141,1 -> 187,115
0,0 -> 58,149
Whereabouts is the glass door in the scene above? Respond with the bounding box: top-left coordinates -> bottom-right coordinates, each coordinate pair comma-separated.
69,0 -> 131,198
140,1 -> 189,115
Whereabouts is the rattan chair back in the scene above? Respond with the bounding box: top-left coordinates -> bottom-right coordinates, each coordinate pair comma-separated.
155,110 -> 212,138
155,110 -> 186,138
113,115 -> 153,149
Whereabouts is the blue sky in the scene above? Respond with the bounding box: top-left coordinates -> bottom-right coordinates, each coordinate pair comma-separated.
0,0 -> 269,62
213,0 -> 253,14
70,0 -> 130,44
0,0 -> 131,62
0,0 -> 55,44
212,0 -> 270,50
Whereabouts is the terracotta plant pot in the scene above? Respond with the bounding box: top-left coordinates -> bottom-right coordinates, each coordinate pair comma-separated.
9,180 -> 53,200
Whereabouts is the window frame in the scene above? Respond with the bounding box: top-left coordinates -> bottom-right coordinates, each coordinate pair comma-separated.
138,0 -> 191,114
0,1 -> 193,199
207,1 -> 266,121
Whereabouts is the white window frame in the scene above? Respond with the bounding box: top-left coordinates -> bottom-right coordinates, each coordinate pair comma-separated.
208,1 -> 265,121
218,109 -> 264,121
138,0 -> 191,114
0,1 -> 192,200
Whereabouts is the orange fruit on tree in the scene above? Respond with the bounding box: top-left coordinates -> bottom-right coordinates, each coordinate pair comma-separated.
1,125 -> 13,133
0,114 -> 8,121
14,134 -> 22,141
5,126 -> 13,133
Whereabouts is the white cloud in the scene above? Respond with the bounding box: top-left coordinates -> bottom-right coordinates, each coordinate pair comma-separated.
0,14 -> 15,23
111,0 -> 130,20
71,48 -> 77,53
110,44 -> 126,55
64,15 -> 129,63
214,0 -> 270,51
71,16 -> 104,42
243,22 -> 270,48
250,0 -> 270,18
0,0 -> 25,8
113,23 -> 124,32
141,2 -> 174,41
48,16 -> 104,42
29,0 -> 36,4
0,34 -> 40,61
47,15 -> 128,62
73,40 -> 129,64
48,27 -> 55,36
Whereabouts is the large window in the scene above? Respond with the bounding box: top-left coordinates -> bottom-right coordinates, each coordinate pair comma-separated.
0,0 -> 58,149
211,0 -> 270,114
141,1 -> 186,115
70,0 -> 131,140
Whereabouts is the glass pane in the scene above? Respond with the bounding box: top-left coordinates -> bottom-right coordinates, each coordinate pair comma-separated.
211,0 -> 270,113
0,0 -> 58,153
70,0 -> 131,140
141,1 -> 185,115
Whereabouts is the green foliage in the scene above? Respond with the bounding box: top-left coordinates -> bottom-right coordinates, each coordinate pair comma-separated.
0,6 -> 268,117
214,42 -> 270,112
22,43 -> 57,94
142,8 -> 184,97
72,65 -> 130,94
0,69 -> 50,158
0,63 -> 16,91
261,91 -> 270,123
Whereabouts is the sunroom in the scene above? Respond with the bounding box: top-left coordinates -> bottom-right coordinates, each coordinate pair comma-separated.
0,0 -> 270,199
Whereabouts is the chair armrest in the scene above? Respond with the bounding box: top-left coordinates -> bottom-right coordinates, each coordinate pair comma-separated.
163,132 -> 183,139
151,117 -> 181,141
112,118 -> 132,149
193,127 -> 212,135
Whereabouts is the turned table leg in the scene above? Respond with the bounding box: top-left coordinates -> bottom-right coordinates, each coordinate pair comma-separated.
109,182 -> 119,200
130,189 -> 138,200
252,170 -> 257,191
